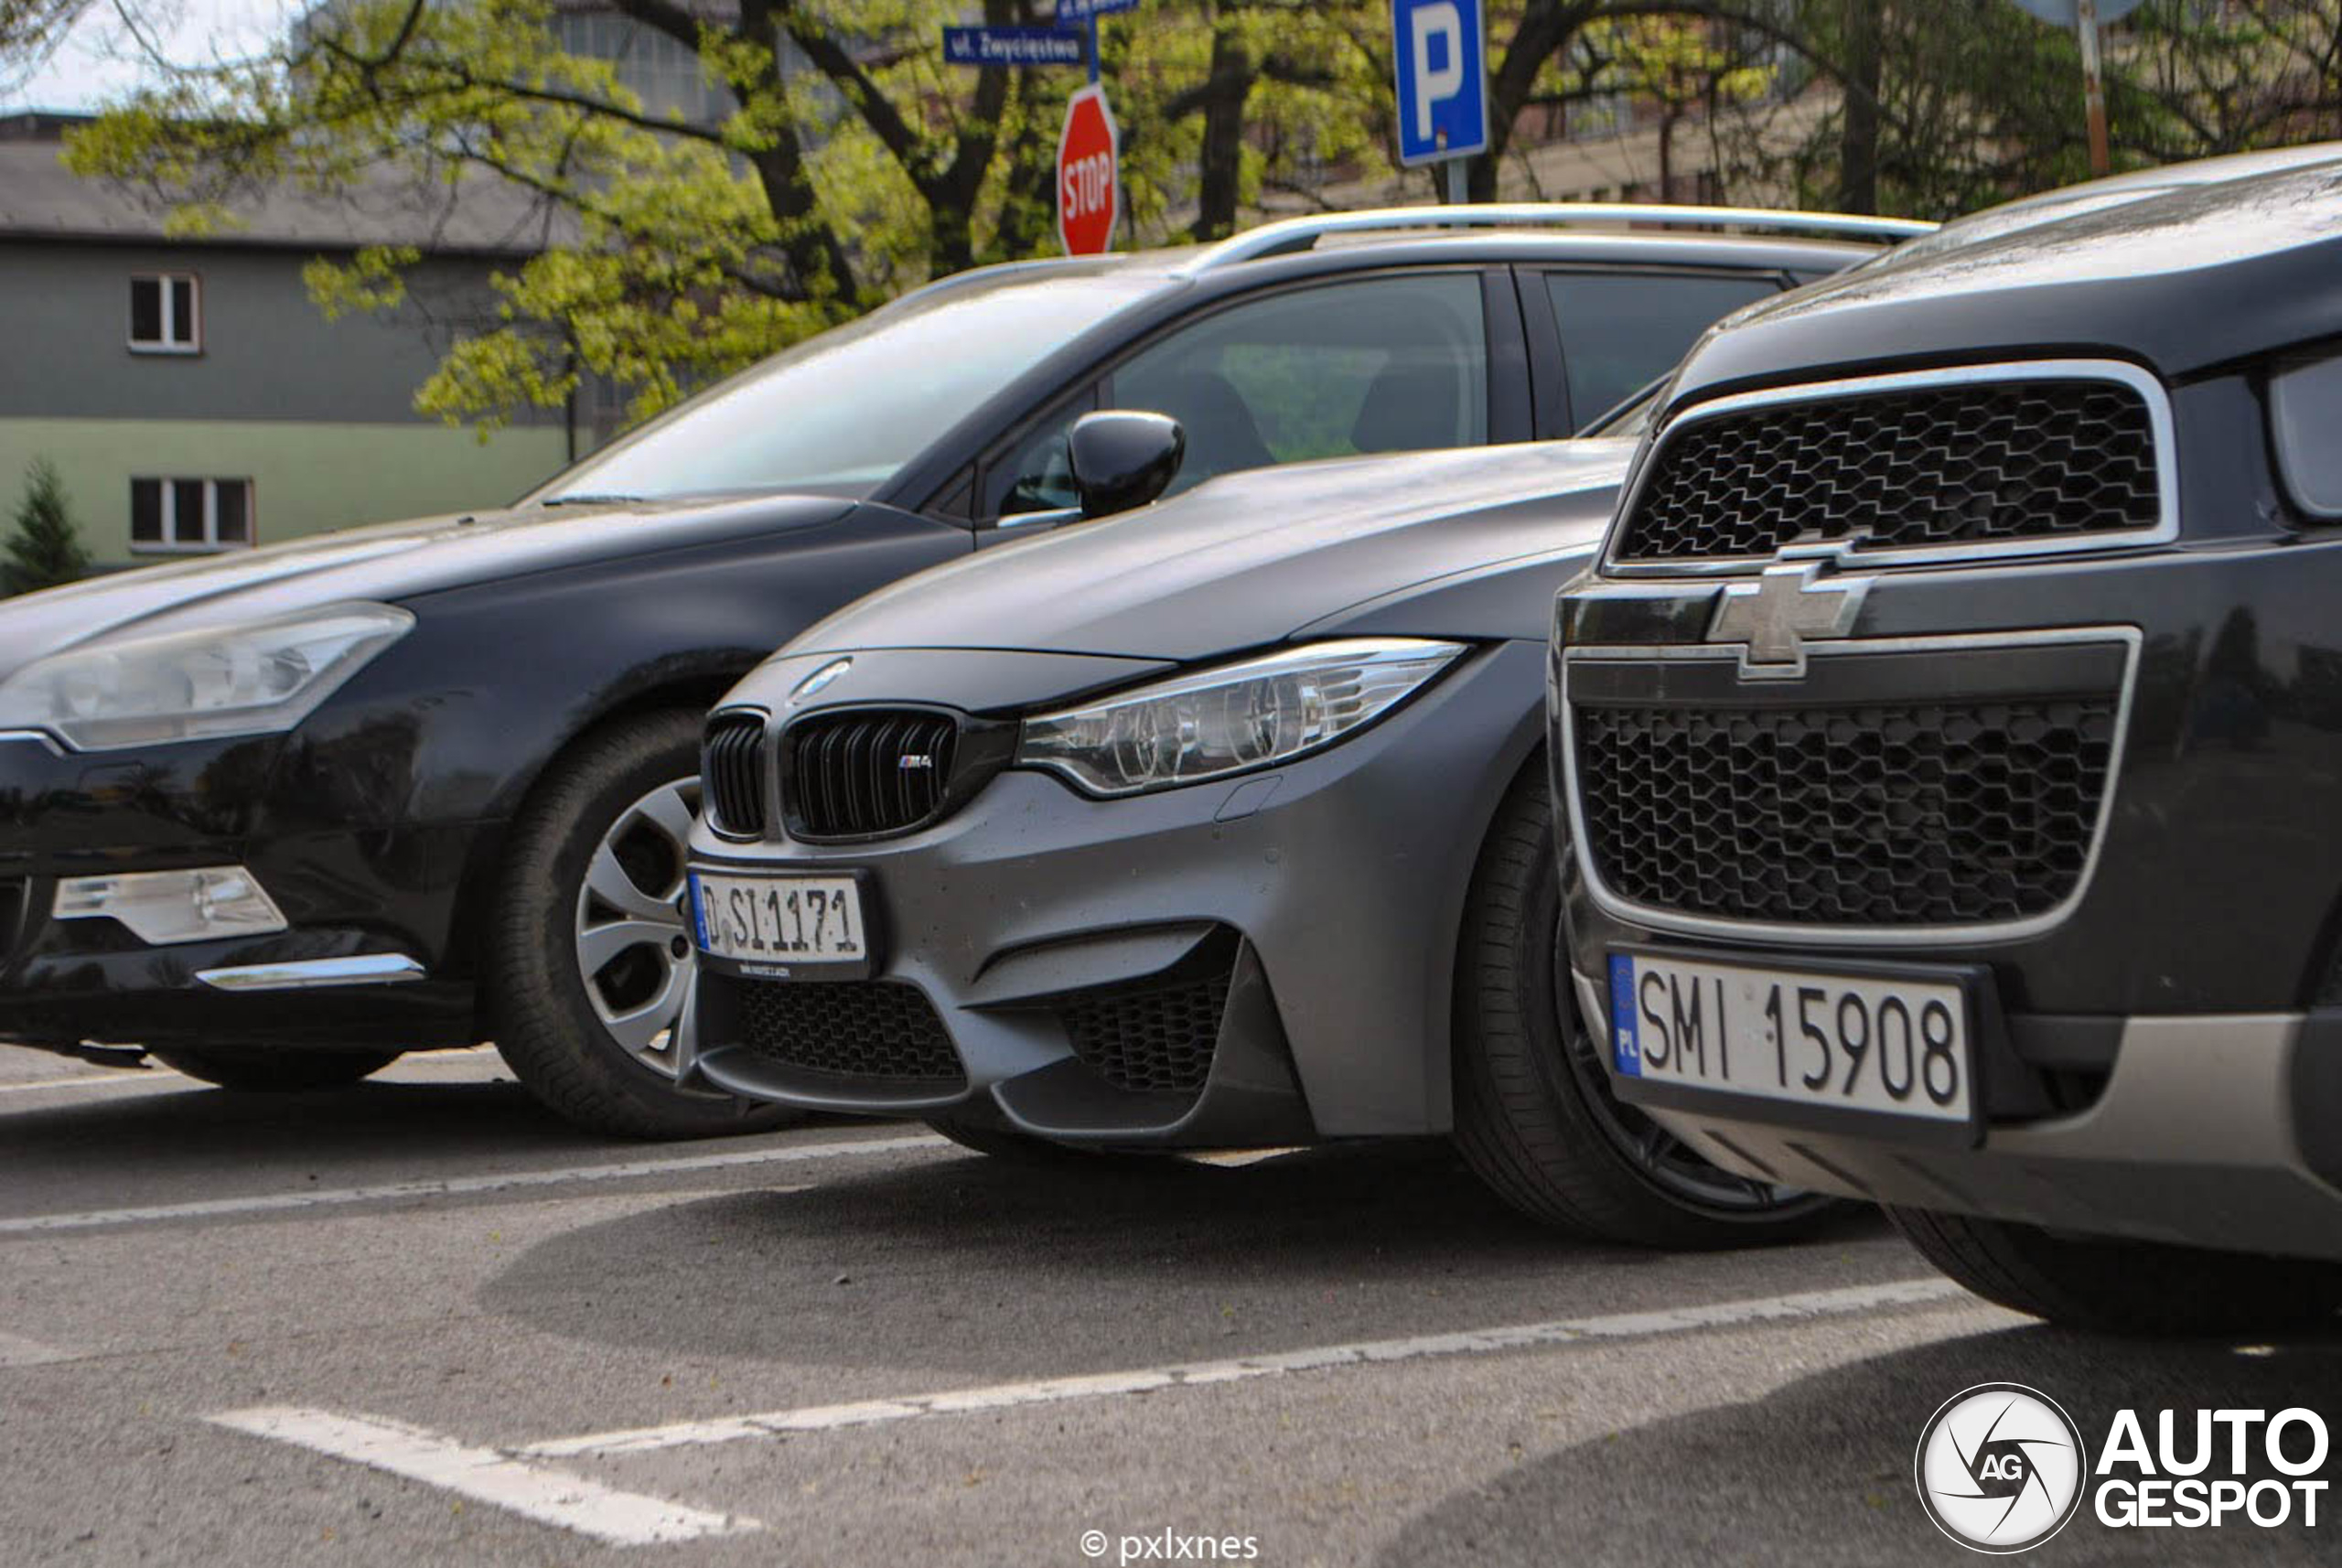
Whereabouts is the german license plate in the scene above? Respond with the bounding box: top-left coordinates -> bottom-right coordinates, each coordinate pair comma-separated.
1607,950 -> 1974,1125
690,870 -> 870,975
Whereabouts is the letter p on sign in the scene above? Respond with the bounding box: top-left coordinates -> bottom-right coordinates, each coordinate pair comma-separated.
1391,0 -> 1488,167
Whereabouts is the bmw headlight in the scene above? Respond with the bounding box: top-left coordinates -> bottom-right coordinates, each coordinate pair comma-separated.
2272,351 -> 2342,518
1015,638 -> 1468,798
0,602 -> 414,751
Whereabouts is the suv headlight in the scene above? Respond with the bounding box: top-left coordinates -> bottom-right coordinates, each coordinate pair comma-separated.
2272,351 -> 2342,519
0,602 -> 414,751
1015,638 -> 1467,798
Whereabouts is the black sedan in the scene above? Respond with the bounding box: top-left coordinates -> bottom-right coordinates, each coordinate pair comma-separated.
0,206 -> 1914,1136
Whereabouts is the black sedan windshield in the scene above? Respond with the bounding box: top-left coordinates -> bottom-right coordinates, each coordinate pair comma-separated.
535,265 -> 1169,503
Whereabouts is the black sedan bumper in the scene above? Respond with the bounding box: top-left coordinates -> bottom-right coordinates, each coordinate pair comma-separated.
0,731 -> 484,1052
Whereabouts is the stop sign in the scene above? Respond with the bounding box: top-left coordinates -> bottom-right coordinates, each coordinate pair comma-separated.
1056,83 -> 1119,256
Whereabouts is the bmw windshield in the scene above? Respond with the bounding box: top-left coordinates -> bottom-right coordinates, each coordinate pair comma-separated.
532,263 -> 1172,504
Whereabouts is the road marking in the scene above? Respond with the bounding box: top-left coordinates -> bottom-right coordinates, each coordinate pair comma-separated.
0,1072 -> 173,1095
0,1133 -> 945,1236
0,1045 -> 505,1096
525,1276 -> 1971,1459
0,1330 -> 77,1368
211,1408 -> 757,1546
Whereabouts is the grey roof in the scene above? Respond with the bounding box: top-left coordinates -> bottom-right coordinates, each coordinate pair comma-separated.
0,140 -> 565,255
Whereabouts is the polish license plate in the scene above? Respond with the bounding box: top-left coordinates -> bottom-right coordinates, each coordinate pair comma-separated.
1606,950 -> 1976,1130
689,870 -> 871,978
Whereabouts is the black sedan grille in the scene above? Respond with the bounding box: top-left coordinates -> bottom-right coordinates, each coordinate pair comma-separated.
1053,939 -> 1238,1097
701,713 -> 768,838
1574,697 -> 2117,926
784,709 -> 959,841
1615,377 -> 2162,563
732,976 -> 965,1086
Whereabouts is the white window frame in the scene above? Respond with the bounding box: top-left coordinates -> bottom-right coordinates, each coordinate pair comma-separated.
130,477 -> 255,554
128,273 -> 202,354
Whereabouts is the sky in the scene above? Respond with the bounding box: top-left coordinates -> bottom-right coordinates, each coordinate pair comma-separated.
8,0 -> 288,113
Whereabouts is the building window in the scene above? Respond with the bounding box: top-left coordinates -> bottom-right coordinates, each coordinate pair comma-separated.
129,274 -> 201,353
130,478 -> 253,553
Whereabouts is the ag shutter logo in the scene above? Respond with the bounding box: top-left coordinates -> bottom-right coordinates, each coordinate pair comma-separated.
1915,1383 -> 2086,1553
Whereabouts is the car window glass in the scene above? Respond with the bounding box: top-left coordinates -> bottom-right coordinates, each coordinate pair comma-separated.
1112,273 -> 1489,496
534,269 -> 1162,502
1545,273 -> 1780,432
989,392 -> 1098,520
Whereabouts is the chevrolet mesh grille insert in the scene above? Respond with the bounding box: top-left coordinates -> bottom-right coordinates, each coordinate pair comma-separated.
787,710 -> 959,840
732,977 -> 965,1085
1055,942 -> 1236,1096
1617,378 -> 2161,562
1575,697 -> 2117,926
700,714 -> 768,837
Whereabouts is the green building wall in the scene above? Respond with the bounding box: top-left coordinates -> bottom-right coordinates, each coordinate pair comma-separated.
0,418 -> 574,565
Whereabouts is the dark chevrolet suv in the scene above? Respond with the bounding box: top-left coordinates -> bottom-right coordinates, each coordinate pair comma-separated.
1551,148 -> 2342,1332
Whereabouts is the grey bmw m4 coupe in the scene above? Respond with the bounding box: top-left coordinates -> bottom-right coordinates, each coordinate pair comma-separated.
668,413 -> 1841,1245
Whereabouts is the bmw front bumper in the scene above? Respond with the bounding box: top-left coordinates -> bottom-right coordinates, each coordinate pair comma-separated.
676,641 -> 1550,1145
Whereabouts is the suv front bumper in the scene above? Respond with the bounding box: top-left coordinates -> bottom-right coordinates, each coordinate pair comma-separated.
1565,974 -> 2342,1261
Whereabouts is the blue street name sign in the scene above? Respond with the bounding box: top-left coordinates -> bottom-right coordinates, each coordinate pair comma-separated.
942,26 -> 1089,67
1391,0 -> 1488,167
1054,0 -> 1140,19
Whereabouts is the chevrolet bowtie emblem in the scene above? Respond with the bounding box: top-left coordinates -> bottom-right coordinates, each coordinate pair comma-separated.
1706,546 -> 1871,679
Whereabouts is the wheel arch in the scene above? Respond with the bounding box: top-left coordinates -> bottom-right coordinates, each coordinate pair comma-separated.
438,671 -> 750,996
1420,714 -> 1558,1133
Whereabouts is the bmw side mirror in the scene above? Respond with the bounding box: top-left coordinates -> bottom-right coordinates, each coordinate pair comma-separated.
1068,411 -> 1186,520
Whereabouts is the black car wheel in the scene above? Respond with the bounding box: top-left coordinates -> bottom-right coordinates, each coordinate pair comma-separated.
1452,766 -> 1843,1246
147,1045 -> 403,1090
1890,1207 -> 2342,1335
490,709 -> 803,1139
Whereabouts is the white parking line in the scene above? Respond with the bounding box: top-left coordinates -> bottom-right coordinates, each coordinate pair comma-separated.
210,1408 -> 758,1546
0,1072 -> 173,1096
0,1045 -> 505,1097
524,1276 -> 1971,1460
0,1330 -> 77,1368
0,1133 -> 947,1236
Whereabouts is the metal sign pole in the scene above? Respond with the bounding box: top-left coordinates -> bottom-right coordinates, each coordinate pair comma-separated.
2076,0 -> 2110,177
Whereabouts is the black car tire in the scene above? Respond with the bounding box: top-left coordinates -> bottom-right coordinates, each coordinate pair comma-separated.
1452,767 -> 1843,1247
1890,1207 -> 2342,1334
148,1045 -> 403,1090
489,709 -> 803,1140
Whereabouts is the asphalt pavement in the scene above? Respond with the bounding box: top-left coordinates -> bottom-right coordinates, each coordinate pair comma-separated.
2,1041 -> 2336,1567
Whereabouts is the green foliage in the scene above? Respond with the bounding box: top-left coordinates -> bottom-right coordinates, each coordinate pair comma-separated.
64,0 -> 2342,435
3,457 -> 91,596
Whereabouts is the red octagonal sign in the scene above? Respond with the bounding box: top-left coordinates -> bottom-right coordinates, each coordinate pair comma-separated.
1057,83 -> 1119,256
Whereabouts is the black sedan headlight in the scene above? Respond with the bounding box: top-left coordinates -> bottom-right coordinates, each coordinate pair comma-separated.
0,602 -> 413,751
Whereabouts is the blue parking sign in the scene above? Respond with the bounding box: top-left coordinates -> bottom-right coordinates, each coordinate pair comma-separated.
1391,0 -> 1488,166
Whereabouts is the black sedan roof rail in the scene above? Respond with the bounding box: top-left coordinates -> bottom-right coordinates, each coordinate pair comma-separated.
1184,203 -> 1938,270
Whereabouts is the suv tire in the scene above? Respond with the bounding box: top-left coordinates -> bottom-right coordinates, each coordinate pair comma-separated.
1891,1206 -> 2342,1334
